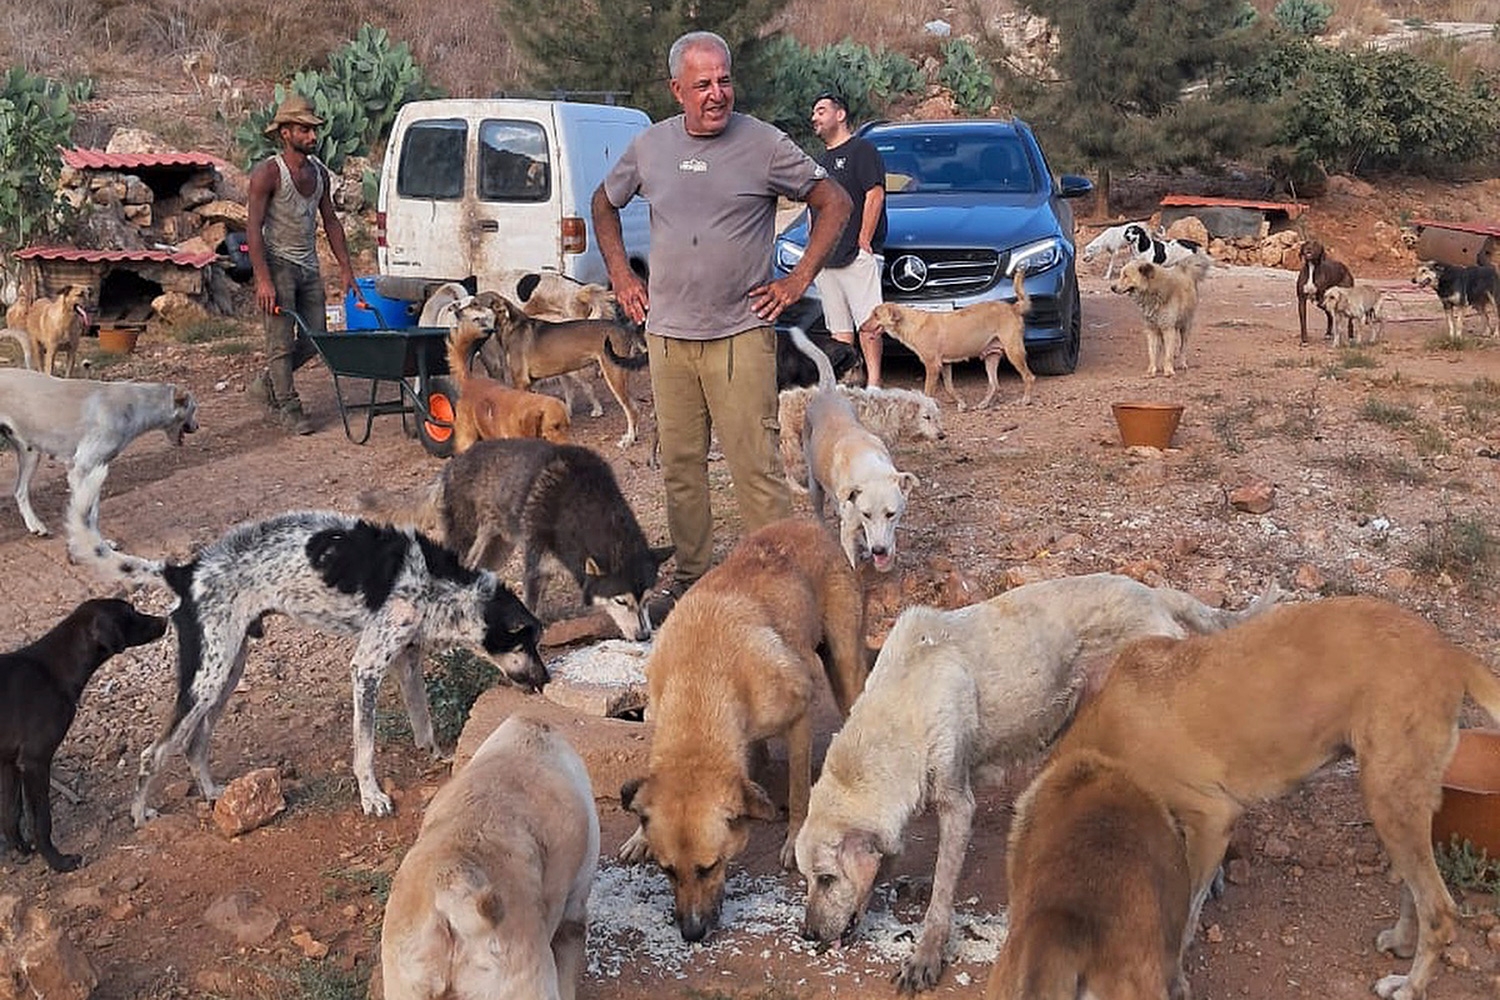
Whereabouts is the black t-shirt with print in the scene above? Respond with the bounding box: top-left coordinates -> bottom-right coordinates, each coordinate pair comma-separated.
816,136 -> 887,269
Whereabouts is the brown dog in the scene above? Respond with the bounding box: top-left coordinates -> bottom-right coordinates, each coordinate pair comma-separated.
1055,596 -> 1500,1000
860,268 -> 1035,409
7,285 -> 90,377
1297,239 -> 1355,344
617,517 -> 867,942
482,297 -> 649,448
446,319 -> 570,453
1111,255 -> 1211,377
985,748 -> 1191,1000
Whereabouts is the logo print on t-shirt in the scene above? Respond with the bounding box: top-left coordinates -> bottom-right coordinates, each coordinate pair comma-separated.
834,156 -> 847,170
678,158 -> 708,173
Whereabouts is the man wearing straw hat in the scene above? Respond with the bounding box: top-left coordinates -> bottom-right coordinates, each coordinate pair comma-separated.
245,93 -> 356,434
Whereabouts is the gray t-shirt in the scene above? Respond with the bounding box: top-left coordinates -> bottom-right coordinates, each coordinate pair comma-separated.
603,113 -> 825,340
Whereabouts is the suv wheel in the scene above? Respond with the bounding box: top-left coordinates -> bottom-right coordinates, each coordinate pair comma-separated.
1031,278 -> 1081,376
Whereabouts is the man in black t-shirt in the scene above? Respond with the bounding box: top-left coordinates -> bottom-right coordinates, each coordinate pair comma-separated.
810,92 -> 888,386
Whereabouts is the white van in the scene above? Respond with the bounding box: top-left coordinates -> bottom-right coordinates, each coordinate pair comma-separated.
376,98 -> 651,298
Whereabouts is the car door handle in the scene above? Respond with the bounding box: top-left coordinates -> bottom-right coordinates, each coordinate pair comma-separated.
474,220 -> 499,232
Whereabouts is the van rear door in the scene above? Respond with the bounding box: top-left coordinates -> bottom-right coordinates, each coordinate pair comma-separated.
469,114 -> 560,277
382,114 -> 470,281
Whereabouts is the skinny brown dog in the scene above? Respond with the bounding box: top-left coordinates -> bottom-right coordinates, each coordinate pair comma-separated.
618,517 -> 867,942
985,748 -> 1191,1000
1055,596 -> 1500,1000
7,285 -> 90,377
445,318 -> 570,452
860,268 -> 1034,409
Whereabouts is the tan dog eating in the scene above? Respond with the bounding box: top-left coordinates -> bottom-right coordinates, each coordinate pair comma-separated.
618,517 -> 867,942
381,715 -> 598,1000
1056,596 -> 1500,1000
859,267 -> 1035,409
446,318 -> 570,452
985,748 -> 1191,1000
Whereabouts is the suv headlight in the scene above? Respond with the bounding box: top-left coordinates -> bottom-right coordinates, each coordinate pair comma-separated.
774,238 -> 805,274
1006,238 -> 1063,276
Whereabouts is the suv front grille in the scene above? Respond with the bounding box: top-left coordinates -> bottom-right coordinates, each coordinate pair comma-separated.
882,248 -> 1005,300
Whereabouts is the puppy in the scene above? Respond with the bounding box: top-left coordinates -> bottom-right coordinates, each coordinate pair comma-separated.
778,384 -> 945,492
1111,255 -> 1212,377
790,326 -> 918,572
795,573 -> 1277,992
7,285 -> 90,377
1322,283 -> 1386,347
985,749 -> 1191,1000
1122,223 -> 1204,268
1,598 -> 167,871
0,369 -> 197,553
117,511 -> 548,824
618,518 -> 867,942
1412,260 -> 1499,342
1056,596 -> 1500,1000
860,268 -> 1035,409
381,716 -> 598,1000
1297,239 -> 1355,344
446,318 -> 570,452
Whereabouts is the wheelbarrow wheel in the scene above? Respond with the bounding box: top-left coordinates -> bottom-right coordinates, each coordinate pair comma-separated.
417,375 -> 458,458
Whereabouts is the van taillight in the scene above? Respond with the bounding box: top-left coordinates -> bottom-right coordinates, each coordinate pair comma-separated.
376,211 -> 387,248
561,217 -> 587,254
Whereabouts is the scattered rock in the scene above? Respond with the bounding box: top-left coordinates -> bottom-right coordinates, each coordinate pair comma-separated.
1225,857 -> 1252,885
212,766 -> 286,836
1442,943 -> 1475,970
1262,836 -> 1292,861
290,928 -> 329,960
0,894 -> 98,1000
205,890 -> 281,947
1229,479 -> 1275,514
1293,564 -> 1325,591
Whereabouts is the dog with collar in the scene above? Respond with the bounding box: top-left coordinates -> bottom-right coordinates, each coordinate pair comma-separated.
106,511 -> 547,825
1297,239 -> 1355,344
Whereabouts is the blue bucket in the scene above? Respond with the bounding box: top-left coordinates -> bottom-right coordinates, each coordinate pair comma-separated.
346,276 -> 420,331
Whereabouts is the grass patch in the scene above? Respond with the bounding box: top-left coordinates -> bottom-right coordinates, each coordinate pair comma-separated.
1411,422 -> 1450,456
1408,511 -> 1497,581
1271,355 -> 1314,369
1427,333 -> 1479,352
426,648 -> 501,747
1359,398 -> 1416,427
177,317 -> 250,344
1208,401 -> 1260,455
1457,376 -> 1500,430
285,772 -> 359,813
324,866 -> 393,906
1436,836 -> 1500,895
1337,349 -> 1379,369
209,339 -> 255,356
1316,452 -> 1429,486
285,961 -> 368,1000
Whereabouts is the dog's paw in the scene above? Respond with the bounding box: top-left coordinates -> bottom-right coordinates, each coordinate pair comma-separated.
1372,973 -> 1415,1000
892,949 -> 945,994
779,835 -> 798,871
616,431 -> 637,450
617,827 -> 651,864
360,788 -> 395,817
44,851 -> 83,873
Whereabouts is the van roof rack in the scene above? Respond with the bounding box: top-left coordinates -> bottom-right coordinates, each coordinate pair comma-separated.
489,89 -> 633,105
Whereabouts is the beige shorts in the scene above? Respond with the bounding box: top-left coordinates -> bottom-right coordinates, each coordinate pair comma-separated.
816,250 -> 884,335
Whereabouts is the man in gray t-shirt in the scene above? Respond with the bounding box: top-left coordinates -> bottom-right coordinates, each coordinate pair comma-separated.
593,30 -> 850,625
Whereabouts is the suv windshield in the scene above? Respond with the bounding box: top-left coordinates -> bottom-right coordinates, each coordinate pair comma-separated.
871,130 -> 1038,195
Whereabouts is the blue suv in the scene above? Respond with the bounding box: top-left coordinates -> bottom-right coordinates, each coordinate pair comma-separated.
774,117 -> 1094,375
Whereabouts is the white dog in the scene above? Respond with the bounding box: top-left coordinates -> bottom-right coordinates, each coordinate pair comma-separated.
381,716 -> 599,1000
418,282 -> 497,331
794,573 -> 1277,992
1322,283 -> 1386,347
789,327 -> 917,572
777,384 -> 944,492
0,369 -> 197,557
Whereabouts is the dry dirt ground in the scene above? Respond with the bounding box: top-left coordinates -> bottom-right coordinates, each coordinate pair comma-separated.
6,232 -> 1500,1000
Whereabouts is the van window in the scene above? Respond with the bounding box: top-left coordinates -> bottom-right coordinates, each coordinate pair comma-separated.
397,118 -> 467,200
479,120 -> 550,202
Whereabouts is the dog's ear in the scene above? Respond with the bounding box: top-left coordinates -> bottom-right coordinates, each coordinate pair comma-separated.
899,471 -> 920,495
584,556 -> 603,577
837,829 -> 884,886
738,778 -> 779,823
842,485 -> 861,506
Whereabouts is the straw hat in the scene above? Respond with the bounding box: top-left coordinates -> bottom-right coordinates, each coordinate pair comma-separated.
263,94 -> 324,136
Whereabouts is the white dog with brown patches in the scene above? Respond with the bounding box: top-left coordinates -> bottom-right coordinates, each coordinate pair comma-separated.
381,716 -> 599,1000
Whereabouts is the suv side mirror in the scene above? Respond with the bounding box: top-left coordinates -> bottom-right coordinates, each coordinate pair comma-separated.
1057,174 -> 1095,199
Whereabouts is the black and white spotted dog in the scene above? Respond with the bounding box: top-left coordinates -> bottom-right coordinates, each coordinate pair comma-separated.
1123,223 -> 1205,267
118,510 -> 546,825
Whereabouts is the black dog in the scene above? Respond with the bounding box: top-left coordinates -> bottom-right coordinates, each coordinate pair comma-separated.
1,598 -> 167,871
776,328 -> 862,390
1413,260 -> 1500,341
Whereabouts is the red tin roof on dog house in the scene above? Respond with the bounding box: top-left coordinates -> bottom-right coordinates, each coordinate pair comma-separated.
13,245 -> 219,269
1159,194 -> 1307,219
61,149 -> 227,171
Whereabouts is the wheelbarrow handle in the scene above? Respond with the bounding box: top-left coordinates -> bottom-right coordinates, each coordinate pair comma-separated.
272,305 -> 312,336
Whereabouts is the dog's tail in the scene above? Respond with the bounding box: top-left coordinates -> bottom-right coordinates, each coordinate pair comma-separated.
787,325 -> 836,392
1163,578 -> 1282,635
433,859 -> 504,942
445,319 -> 487,394
1179,252 -> 1214,286
1011,265 -> 1031,316
604,335 -> 650,370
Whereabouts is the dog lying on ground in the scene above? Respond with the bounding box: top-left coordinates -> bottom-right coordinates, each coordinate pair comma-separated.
7,285 -> 90,377
984,748 -> 1191,1000
1297,239 -> 1355,344
485,297 -> 650,448
1054,596 -> 1500,1000
0,369 -> 197,557
860,267 -> 1035,409
1122,223 -> 1204,268
364,438 -> 671,640
108,511 -> 546,825
1322,282 -> 1386,347
618,518 -> 867,941
795,572 -> 1277,992
778,384 -> 944,492
1111,255 -> 1213,377
1081,222 -> 1148,280
789,326 -> 918,572
381,715 -> 598,1000
1,598 -> 167,871
1412,260 -> 1499,341
776,328 -> 863,390
446,318 -> 570,451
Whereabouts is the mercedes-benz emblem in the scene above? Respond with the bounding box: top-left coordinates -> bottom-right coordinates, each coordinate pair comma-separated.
890,254 -> 928,292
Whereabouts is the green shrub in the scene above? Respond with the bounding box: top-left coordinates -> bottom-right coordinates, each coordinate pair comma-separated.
1273,0 -> 1333,37
744,36 -> 923,146
938,38 -> 995,115
0,66 -> 77,251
